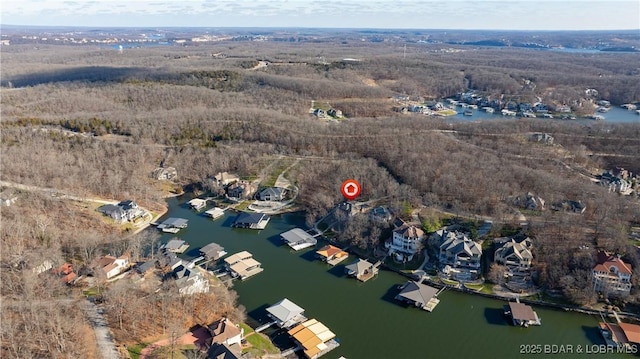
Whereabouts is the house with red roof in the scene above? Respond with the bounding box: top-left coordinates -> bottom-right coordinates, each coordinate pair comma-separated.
593,250 -> 633,296
54,263 -> 77,284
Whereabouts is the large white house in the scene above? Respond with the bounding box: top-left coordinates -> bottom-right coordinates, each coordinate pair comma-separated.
494,237 -> 533,272
385,223 -> 425,261
593,251 -> 633,296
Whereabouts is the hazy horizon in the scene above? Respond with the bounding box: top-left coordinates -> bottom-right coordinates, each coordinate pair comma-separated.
1,0 -> 639,31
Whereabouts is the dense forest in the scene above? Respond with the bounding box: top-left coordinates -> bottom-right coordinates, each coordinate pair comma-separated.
1,37 -> 640,357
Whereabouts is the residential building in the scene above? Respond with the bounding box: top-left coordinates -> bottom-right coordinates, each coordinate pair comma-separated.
100,254 -> 130,279
212,172 -> 240,187
226,181 -> 254,200
436,230 -> 482,270
258,187 -> 286,201
209,318 -> 243,347
593,251 -> 633,296
207,343 -> 241,359
385,223 -> 425,262
54,263 -> 77,284
494,237 -> 533,272
174,267 -> 209,295
369,206 -> 392,223
97,200 -> 145,223
152,166 -> 177,180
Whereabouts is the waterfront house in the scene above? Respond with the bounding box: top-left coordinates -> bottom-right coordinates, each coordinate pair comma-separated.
316,245 -> 348,266
437,230 -> 482,271
187,198 -> 208,211
100,254 -> 130,279
54,263 -> 77,284
258,187 -> 287,201
494,237 -> 533,272
395,280 -> 440,312
504,301 -> 541,327
232,212 -> 270,229
512,192 -> 546,211
345,258 -> 379,282
226,181 -> 255,200
209,318 -> 244,347
224,251 -> 263,280
152,166 -> 177,181
135,260 -> 157,276
207,343 -> 241,359
157,217 -> 189,233
288,319 -> 338,359
204,207 -> 225,219
98,199 -> 145,224
0,188 -> 18,206
385,223 -> 425,262
281,228 -> 317,251
174,267 -> 209,295
161,238 -> 190,254
266,298 -> 307,329
213,172 -> 240,187
200,242 -> 227,261
593,251 -> 632,296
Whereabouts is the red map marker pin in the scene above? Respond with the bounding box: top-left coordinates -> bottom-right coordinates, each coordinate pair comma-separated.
341,179 -> 361,201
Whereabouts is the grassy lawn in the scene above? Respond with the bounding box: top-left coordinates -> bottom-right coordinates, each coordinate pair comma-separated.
261,159 -> 296,188
244,333 -> 279,355
233,201 -> 251,211
480,284 -> 495,294
240,322 -> 254,334
384,253 -> 425,271
441,278 -> 459,286
464,283 -> 485,291
83,286 -> 100,297
127,343 -> 149,359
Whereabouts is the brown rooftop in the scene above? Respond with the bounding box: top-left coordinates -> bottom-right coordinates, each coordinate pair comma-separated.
509,302 -> 537,322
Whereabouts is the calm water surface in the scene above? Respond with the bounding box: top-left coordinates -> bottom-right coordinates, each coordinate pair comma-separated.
159,197 -> 633,359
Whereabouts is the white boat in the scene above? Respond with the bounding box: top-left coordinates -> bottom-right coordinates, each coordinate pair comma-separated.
482,107 -> 494,113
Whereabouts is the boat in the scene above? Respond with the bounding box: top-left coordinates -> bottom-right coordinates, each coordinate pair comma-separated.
501,109 -> 517,116
597,107 -> 610,113
463,110 -> 473,116
542,113 -> 554,119
591,114 -> 605,121
482,107 -> 494,113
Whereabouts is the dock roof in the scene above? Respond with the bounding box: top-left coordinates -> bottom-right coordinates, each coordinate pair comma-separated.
224,251 -> 253,265
201,242 -> 225,257
161,217 -> 188,227
288,319 -> 335,359
345,258 -> 373,273
316,245 -> 346,258
620,323 -> 640,343
397,281 -> 439,305
281,228 -> 316,245
509,302 -> 537,322
267,298 -> 305,323
233,212 -> 269,225
164,238 -> 186,250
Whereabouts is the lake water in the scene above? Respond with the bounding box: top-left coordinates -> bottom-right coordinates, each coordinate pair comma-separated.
448,106 -> 639,124
158,197 -> 634,359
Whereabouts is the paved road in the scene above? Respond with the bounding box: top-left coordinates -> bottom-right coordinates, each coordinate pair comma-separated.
82,299 -> 121,359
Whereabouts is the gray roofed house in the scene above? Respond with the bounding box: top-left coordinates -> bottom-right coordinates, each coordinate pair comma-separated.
232,212 -> 270,230
258,187 -> 286,201
438,230 -> 482,270
200,242 -> 227,261
266,298 -> 307,328
395,281 -> 440,310
98,204 -> 126,223
495,237 -> 533,272
207,343 -> 241,359
136,260 -> 157,275
98,200 -> 144,223
174,267 -> 209,295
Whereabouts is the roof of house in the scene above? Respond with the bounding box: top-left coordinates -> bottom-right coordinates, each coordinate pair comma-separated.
224,251 -> 253,265
98,204 -> 124,216
207,343 -> 241,359
594,251 -> 633,274
441,234 -> 482,256
233,212 -> 269,225
97,255 -> 117,268
210,318 -> 242,344
267,298 -> 305,323
496,238 -> 533,261
393,224 -> 425,239
288,319 -> 336,359
619,323 -> 640,343
316,245 -> 347,259
345,258 -> 373,274
281,228 -> 315,245
397,281 -> 439,305
260,187 -> 285,197
136,260 -> 156,274
509,302 -> 537,322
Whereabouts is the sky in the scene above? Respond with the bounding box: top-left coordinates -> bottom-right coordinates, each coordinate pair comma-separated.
1,0 -> 639,30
